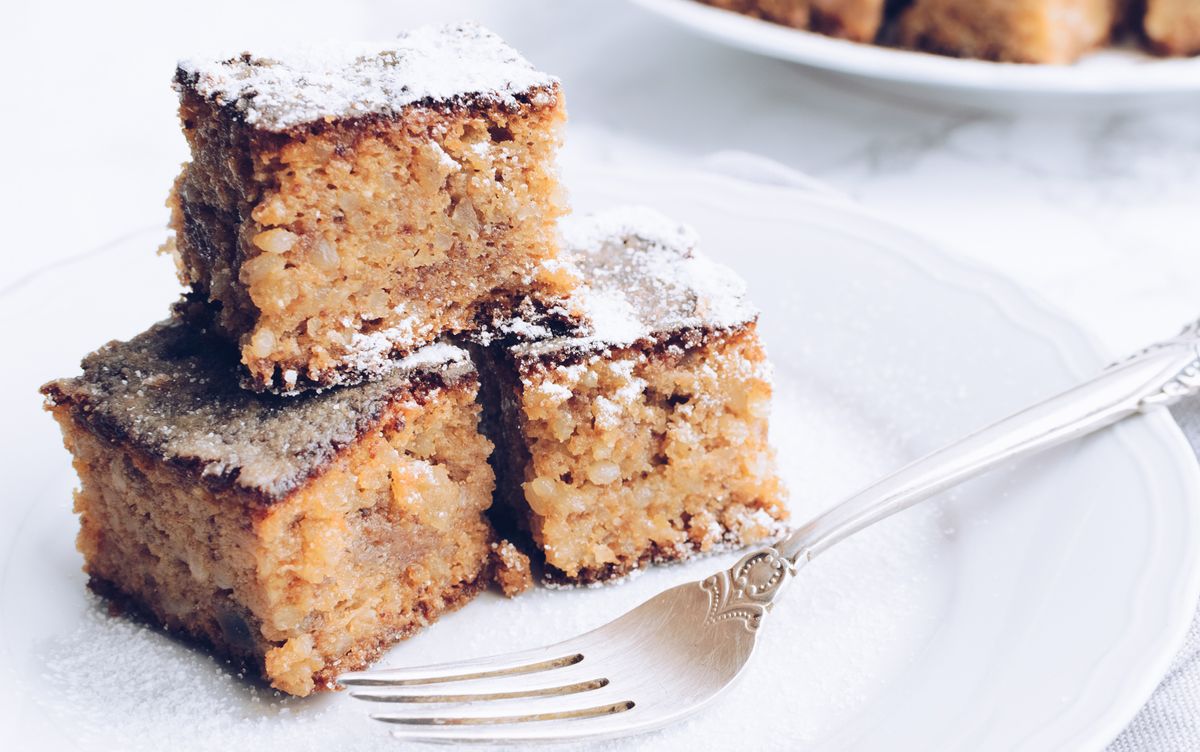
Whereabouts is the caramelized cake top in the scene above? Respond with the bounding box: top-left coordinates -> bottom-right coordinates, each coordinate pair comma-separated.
176,22 -> 559,132
41,319 -> 474,504
494,207 -> 758,362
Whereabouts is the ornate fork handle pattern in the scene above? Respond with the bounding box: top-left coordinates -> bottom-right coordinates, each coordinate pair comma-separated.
1116,320 -> 1200,408
700,548 -> 795,632
705,319 -> 1200,630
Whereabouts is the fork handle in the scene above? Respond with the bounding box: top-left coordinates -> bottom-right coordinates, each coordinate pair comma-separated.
777,323 -> 1200,565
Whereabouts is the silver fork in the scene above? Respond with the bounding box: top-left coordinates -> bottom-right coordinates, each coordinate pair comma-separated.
339,321 -> 1200,744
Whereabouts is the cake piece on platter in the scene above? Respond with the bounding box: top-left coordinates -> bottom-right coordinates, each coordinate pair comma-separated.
168,23 -> 573,394
896,0 -> 1122,63
475,207 -> 788,584
1143,0 -> 1200,56
697,0 -> 812,29
698,0 -> 890,43
41,316 -> 525,696
810,0 -> 890,42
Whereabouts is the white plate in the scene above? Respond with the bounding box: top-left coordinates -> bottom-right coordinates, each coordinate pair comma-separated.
1,164 -> 1198,751
631,0 -> 1200,99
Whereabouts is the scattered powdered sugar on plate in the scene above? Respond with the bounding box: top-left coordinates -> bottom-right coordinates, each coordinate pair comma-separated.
177,22 -> 559,131
36,600 -> 347,751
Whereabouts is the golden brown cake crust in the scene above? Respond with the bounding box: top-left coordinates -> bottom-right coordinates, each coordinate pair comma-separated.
41,316 -> 473,506
485,207 -> 758,362
174,24 -> 559,134
45,330 -> 500,696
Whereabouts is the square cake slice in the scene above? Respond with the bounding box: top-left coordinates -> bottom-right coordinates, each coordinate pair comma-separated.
169,23 -> 573,394
698,0 -> 812,29
476,208 -> 788,583
896,0 -> 1121,63
41,318 -> 522,696
809,0 -> 890,42
1144,0 -> 1200,56
698,0 -> 888,42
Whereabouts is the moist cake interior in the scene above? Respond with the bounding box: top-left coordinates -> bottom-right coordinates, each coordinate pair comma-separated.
169,23 -> 573,393
477,208 -> 788,582
42,320 -> 504,695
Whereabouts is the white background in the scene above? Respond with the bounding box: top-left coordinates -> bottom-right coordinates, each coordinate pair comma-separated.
2,1 -> 1198,748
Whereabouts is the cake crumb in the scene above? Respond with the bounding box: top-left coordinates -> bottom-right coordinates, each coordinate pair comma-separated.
490,540 -> 533,597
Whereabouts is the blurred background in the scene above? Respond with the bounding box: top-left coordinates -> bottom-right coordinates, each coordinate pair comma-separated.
3,0 -> 1198,355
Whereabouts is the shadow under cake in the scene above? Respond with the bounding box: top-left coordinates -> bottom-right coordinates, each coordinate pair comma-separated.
474,207 -> 788,584
41,318 -> 528,697
168,23 -> 574,395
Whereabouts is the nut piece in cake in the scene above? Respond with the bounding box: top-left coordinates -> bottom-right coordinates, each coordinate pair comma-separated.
168,23 -> 573,394
476,208 -> 788,583
1144,0 -> 1200,56
896,0 -> 1121,63
41,319 -> 501,696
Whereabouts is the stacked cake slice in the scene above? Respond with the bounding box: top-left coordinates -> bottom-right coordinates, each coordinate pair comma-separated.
169,23 -> 573,394
477,208 -> 786,583
41,23 -> 786,696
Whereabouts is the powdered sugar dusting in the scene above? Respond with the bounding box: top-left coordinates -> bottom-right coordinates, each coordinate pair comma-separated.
576,288 -> 649,345
177,23 -> 558,132
514,207 -> 757,358
560,204 -> 698,256
41,320 -> 475,501
392,341 -> 467,371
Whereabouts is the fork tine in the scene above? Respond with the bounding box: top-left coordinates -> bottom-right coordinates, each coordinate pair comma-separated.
338,650 -> 584,687
378,701 -> 647,745
350,677 -> 609,703
371,698 -> 635,726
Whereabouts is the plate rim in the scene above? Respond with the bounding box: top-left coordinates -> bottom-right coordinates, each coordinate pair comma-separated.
629,0 -> 1200,95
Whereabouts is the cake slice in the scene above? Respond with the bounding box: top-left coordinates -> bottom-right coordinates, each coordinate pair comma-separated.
896,0 -> 1121,63
1144,0 -> 1200,56
41,316 -> 526,696
168,23 -> 573,394
475,208 -> 788,583
810,0 -> 890,42
698,0 -> 889,42
698,0 -> 812,30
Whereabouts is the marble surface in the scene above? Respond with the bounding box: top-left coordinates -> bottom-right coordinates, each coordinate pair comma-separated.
4,0 -> 1199,748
